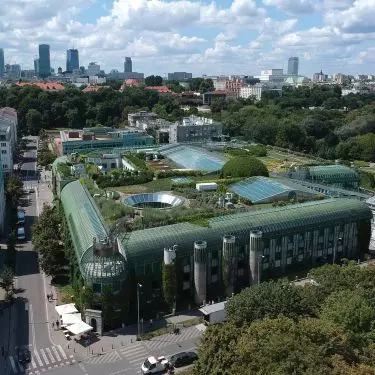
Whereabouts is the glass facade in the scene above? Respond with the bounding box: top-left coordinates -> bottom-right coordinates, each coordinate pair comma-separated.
38,44 -> 51,78
66,49 -> 79,72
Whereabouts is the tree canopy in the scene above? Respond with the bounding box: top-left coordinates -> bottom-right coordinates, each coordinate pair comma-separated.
221,156 -> 269,178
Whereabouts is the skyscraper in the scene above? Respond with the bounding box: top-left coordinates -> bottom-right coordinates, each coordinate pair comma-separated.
66,49 -> 79,73
0,49 -> 4,78
287,57 -> 299,75
34,58 -> 39,77
38,44 -> 51,78
124,57 -> 132,73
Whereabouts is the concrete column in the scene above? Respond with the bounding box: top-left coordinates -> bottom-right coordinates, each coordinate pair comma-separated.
194,241 -> 207,305
222,235 -> 236,297
249,230 -> 263,286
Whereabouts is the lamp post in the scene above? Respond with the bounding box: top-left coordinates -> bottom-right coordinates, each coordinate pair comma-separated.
257,255 -> 265,285
137,283 -> 142,339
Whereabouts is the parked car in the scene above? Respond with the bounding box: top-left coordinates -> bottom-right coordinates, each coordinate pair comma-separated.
17,345 -> 31,364
17,209 -> 25,224
169,351 -> 198,368
17,227 -> 25,240
141,356 -> 169,374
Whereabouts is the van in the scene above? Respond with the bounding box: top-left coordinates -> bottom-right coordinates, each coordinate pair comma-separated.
17,227 -> 26,240
17,209 -> 25,224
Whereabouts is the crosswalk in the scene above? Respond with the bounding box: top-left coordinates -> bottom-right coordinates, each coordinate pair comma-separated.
118,342 -> 149,368
8,345 -> 75,374
85,349 -> 122,365
143,325 -> 202,351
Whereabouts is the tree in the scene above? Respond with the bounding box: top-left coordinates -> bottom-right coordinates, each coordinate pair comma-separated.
0,267 -> 15,300
145,75 -> 163,86
221,156 -> 268,179
26,108 -> 42,135
225,279 -> 312,326
5,175 -> 23,206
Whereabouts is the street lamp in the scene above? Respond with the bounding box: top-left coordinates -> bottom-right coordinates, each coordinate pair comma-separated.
137,283 -> 142,339
257,255 -> 265,285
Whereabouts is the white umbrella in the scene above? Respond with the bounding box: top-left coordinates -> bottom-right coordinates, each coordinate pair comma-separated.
55,303 -> 78,316
61,313 -> 82,326
67,321 -> 93,335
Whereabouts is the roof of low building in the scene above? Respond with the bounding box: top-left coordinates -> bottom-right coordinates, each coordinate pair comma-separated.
17,81 -> 65,90
309,165 -> 359,182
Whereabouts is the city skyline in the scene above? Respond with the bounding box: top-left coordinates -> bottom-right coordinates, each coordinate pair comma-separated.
0,1 -> 374,76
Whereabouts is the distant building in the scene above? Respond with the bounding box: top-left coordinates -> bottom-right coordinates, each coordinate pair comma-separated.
66,49 -> 79,73
16,82 -> 65,91
169,115 -> 222,144
167,72 -> 192,82
128,111 -> 158,128
119,79 -> 140,91
107,71 -> 144,81
257,69 -> 285,86
240,83 -> 269,101
6,64 -> 21,79
145,86 -> 171,94
82,85 -> 110,93
0,49 -> 4,78
87,62 -> 100,76
59,128 -> 154,155
287,57 -> 299,75
0,107 -> 17,173
21,70 -> 36,79
34,58 -> 39,77
38,44 -> 51,78
313,70 -> 328,83
124,57 -> 132,73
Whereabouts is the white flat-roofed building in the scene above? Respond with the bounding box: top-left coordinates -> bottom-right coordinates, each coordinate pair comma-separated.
240,84 -> 267,101
0,107 -> 17,173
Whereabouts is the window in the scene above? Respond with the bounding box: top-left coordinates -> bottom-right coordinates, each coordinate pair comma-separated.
1,150 -> 6,154
0,142 -> 6,147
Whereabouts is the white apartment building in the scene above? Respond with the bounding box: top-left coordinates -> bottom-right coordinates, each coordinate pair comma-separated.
0,107 -> 17,173
87,62 -> 100,76
240,84 -> 267,101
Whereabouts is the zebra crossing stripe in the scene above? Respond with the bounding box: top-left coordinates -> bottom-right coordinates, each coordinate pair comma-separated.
31,357 -> 37,368
129,355 -> 148,364
121,344 -> 147,355
40,348 -> 49,365
45,348 -> 55,363
57,345 -> 67,360
51,346 -> 61,361
34,349 -> 43,367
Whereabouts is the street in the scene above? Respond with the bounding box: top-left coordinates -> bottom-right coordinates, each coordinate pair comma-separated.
1,137 -> 203,375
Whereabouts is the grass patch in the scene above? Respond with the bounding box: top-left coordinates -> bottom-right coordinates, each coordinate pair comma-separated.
110,178 -> 172,194
59,284 -> 75,304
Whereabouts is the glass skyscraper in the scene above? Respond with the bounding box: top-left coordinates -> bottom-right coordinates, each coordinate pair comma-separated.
287,57 -> 299,75
66,49 -> 79,73
0,49 -> 4,77
124,57 -> 132,73
38,44 -> 51,78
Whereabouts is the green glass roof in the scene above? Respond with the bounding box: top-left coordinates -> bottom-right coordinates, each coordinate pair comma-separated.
122,198 -> 372,261
309,165 -> 359,182
61,180 -> 126,282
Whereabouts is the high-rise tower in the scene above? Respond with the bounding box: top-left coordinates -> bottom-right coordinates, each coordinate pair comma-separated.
66,49 -> 79,73
38,44 -> 51,78
124,57 -> 132,73
287,57 -> 299,75
0,49 -> 4,78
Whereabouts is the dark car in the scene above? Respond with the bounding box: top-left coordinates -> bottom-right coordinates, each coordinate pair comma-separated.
169,351 -> 198,368
18,345 -> 31,364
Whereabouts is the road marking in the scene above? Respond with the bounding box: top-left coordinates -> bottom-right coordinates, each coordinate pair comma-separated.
34,349 -> 43,367
51,346 -> 61,361
9,356 -> 17,373
57,345 -> 67,360
31,357 -> 37,368
29,303 -> 37,349
45,347 -> 55,363
40,348 -> 49,365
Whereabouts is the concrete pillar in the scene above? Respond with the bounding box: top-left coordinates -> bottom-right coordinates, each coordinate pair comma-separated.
222,235 -> 236,297
249,230 -> 263,286
194,241 -> 207,305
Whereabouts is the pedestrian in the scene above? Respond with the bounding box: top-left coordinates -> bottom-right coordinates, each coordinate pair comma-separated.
56,320 -> 59,328
149,319 -> 153,330
52,322 -> 54,328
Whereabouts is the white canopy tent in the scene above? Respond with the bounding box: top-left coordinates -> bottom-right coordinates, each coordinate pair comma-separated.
61,313 -> 82,326
67,321 -> 93,335
55,303 -> 78,316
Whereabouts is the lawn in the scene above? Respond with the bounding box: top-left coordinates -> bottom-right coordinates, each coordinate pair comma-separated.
110,178 -> 173,194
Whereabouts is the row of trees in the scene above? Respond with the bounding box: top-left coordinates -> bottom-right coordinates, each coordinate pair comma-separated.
194,263 -> 375,374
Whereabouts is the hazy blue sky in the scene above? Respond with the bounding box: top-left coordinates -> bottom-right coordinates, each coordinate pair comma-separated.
1,0 -> 374,77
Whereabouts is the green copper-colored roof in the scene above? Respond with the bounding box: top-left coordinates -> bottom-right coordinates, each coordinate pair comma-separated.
60,180 -> 126,282
122,198 -> 372,262
309,165 -> 359,182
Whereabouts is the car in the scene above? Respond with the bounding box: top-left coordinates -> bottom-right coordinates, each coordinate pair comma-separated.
141,356 -> 169,374
17,345 -> 31,364
17,227 -> 26,240
17,209 -> 25,224
169,351 -> 198,368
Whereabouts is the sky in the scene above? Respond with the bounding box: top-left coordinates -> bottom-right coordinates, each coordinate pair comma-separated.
1,0 -> 375,77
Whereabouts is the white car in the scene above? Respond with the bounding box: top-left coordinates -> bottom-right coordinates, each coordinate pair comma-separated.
141,355 -> 169,374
